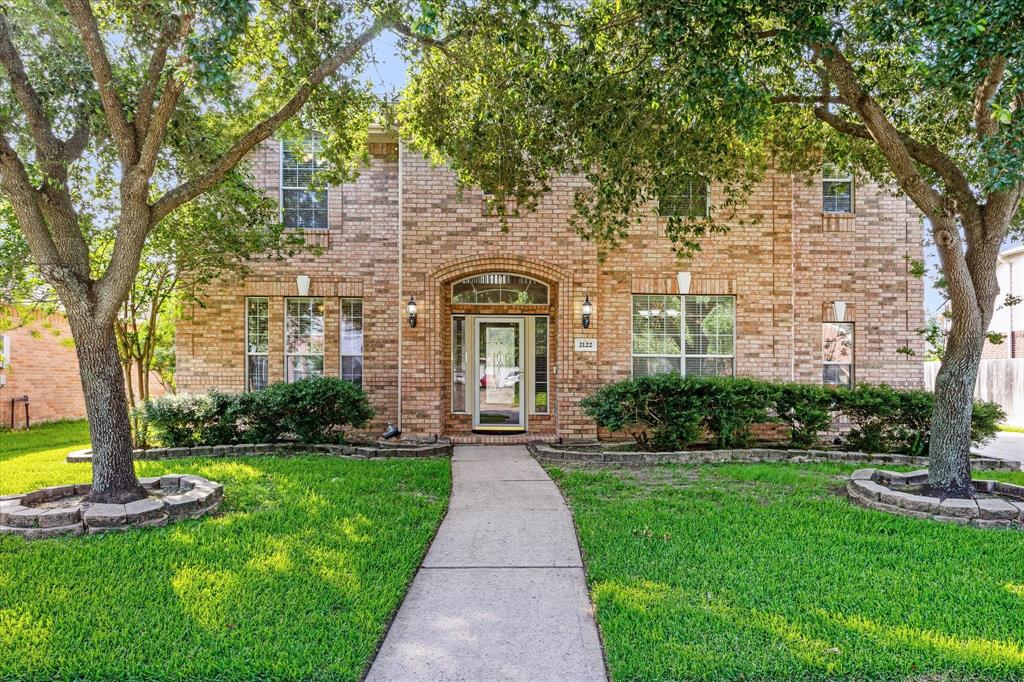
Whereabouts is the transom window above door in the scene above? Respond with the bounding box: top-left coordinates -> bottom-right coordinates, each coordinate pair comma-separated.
451,274 -> 549,305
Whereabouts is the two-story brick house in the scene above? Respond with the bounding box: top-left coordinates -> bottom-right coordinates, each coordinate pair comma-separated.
175,128 -> 925,441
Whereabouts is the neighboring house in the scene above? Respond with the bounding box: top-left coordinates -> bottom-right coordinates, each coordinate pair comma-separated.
984,243 -> 1024,359
175,129 -> 925,440
0,307 -> 165,429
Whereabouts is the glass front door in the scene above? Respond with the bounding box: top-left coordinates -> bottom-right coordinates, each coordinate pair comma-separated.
474,318 -> 525,430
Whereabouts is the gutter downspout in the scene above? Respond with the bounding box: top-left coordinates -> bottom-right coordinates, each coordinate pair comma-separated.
397,138 -> 404,429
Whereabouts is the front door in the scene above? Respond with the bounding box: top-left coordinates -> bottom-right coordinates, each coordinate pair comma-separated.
474,317 -> 525,431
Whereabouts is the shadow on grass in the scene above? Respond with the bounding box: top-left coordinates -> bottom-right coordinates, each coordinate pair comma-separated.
1,455 -> 451,682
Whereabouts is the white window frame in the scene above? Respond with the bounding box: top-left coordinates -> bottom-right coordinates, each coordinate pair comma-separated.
340,297 -> 363,387
245,298 -> 269,391
630,294 -> 736,377
658,175 -> 710,219
284,297 -> 325,383
822,164 -> 854,214
822,321 -> 855,386
280,133 -> 328,230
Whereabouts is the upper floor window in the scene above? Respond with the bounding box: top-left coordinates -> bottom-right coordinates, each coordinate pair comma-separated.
658,175 -> 709,219
632,294 -> 735,377
452,273 -> 549,305
823,322 -> 854,386
285,297 -> 324,382
822,164 -> 854,214
281,133 -> 328,230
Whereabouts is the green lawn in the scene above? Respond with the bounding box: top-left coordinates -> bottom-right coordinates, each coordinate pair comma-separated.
549,462 -> 1024,681
1,420 -> 451,682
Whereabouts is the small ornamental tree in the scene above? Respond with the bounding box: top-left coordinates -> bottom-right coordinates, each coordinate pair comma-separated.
0,1 -> 456,503
402,0 -> 1024,496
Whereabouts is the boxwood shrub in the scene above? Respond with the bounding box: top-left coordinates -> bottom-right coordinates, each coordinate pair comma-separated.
138,377 -> 374,447
580,374 -> 1005,453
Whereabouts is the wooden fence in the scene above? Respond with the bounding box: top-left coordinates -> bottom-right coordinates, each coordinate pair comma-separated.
924,358 -> 1024,427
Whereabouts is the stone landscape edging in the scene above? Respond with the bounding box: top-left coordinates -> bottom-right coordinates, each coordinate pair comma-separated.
0,473 -> 223,540
67,441 -> 453,464
847,468 -> 1024,529
527,442 -> 1021,471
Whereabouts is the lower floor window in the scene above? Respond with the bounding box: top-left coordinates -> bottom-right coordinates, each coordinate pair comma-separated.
285,297 -> 325,382
246,298 -> 269,391
632,294 -> 735,377
341,298 -> 363,387
823,322 -> 854,386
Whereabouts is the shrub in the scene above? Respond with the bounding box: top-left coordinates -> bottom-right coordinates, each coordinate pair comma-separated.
970,400 -> 1006,447
771,383 -> 836,449
698,376 -> 775,448
138,377 -> 374,447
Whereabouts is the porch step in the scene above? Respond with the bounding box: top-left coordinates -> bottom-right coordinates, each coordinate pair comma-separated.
447,433 -> 560,445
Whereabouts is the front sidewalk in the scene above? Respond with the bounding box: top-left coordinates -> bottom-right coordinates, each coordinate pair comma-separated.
365,445 -> 606,681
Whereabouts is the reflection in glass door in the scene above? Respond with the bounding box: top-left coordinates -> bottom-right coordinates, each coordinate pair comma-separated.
474,318 -> 525,430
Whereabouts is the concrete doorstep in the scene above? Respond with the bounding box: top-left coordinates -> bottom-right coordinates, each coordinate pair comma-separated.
365,445 -> 607,682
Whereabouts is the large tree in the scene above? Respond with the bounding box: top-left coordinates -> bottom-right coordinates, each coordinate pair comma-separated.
401,0 -> 1024,496
0,0 -> 452,503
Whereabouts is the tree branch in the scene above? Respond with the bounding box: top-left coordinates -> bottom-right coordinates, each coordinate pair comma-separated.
812,43 -> 949,218
62,0 -> 137,165
135,15 -> 180,144
149,19 -> 384,224
974,56 -> 1007,141
772,94 -> 844,105
0,14 -> 62,159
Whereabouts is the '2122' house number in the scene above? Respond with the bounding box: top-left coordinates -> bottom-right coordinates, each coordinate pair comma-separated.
574,338 -> 597,352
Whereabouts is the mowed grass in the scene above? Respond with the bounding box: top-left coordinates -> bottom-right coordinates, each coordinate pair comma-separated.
549,462 -> 1024,681
1,421 -> 451,681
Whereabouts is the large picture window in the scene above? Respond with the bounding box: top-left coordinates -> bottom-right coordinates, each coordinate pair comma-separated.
341,298 -> 363,387
823,322 -> 854,386
281,133 -> 328,230
245,298 -> 269,391
632,294 -> 735,377
285,298 -> 324,382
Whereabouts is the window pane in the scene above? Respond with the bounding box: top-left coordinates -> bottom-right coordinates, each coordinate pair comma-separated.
247,355 -> 269,391
452,316 -> 466,412
685,296 -> 735,356
451,274 -> 549,305
286,299 -> 324,354
632,294 -> 682,355
341,299 -> 363,355
534,317 -> 548,413
823,180 -> 853,213
633,356 -> 680,377
342,356 -> 363,387
246,298 -> 269,354
658,174 -> 708,218
287,355 -> 323,382
823,364 -> 853,386
282,133 -> 328,230
685,357 -> 734,377
823,323 -> 854,363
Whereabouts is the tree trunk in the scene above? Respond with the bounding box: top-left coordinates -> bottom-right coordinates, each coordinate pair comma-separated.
927,323 -> 984,497
70,317 -> 146,503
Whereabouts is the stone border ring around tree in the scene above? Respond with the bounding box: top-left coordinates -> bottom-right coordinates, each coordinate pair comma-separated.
848,469 -> 1024,529
0,474 -> 223,540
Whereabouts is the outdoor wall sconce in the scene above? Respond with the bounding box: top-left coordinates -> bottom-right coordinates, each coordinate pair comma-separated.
407,296 -> 418,328
832,300 -> 847,322
581,293 -> 593,329
296,274 -> 310,297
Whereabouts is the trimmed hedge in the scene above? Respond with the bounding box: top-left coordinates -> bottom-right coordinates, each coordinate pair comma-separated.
580,374 -> 1005,453
138,377 -> 374,447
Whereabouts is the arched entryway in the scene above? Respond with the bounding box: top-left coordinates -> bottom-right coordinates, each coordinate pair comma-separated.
427,257 -> 570,436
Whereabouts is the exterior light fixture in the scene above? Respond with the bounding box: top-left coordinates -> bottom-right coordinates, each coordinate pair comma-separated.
832,300 -> 847,322
677,271 -> 692,295
407,296 -> 418,328
582,293 -> 593,329
296,274 -> 310,297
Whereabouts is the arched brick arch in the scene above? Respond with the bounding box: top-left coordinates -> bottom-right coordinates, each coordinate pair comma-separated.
422,255 -> 574,436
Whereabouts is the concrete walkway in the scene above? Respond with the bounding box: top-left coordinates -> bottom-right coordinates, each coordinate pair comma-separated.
365,445 -> 606,682
977,432 -> 1024,464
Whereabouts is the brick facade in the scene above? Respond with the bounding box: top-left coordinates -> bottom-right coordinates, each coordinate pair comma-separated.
176,132 -> 925,439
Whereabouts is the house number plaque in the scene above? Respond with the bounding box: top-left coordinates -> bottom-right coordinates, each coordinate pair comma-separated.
574,338 -> 597,352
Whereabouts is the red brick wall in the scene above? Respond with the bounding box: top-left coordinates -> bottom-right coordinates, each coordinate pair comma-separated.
176,136 -> 925,439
